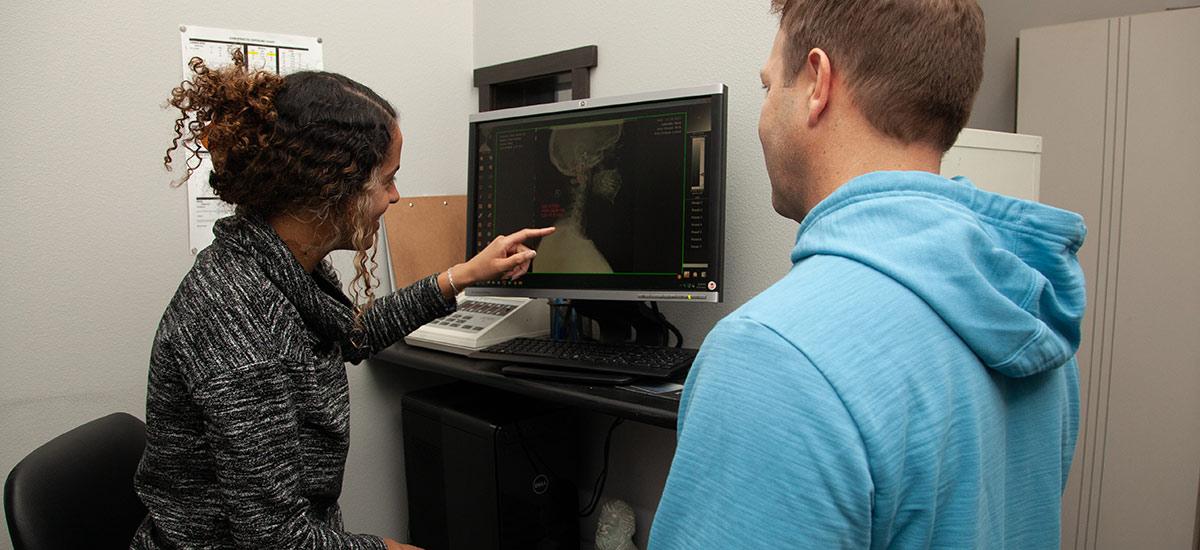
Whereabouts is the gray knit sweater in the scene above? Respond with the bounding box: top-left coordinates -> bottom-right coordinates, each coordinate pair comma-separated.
132,214 -> 454,549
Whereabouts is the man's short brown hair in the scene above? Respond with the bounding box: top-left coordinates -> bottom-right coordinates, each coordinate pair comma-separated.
771,0 -> 984,152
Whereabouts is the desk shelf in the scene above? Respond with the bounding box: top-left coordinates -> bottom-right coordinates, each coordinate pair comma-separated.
373,341 -> 681,429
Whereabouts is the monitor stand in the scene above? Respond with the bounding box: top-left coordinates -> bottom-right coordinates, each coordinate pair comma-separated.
571,300 -> 671,346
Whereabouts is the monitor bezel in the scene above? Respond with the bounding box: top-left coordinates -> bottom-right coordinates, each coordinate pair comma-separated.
465,84 -> 727,303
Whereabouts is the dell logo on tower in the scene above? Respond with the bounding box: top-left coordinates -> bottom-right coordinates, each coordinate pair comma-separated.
532,474 -> 550,495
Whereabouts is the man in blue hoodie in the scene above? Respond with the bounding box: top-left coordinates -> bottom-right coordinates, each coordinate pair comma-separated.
648,1 -> 1087,548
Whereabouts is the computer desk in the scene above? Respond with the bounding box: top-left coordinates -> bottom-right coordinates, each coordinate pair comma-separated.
372,341 -> 681,429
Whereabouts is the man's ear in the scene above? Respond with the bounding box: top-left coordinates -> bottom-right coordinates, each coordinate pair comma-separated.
805,48 -> 832,126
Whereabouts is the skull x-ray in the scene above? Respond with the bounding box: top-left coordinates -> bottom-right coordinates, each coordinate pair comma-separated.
481,111 -> 691,276
535,121 -> 626,273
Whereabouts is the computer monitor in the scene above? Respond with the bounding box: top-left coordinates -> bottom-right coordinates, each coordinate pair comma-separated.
465,84 -> 727,309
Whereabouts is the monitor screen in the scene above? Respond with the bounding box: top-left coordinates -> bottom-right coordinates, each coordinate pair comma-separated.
465,84 -> 726,303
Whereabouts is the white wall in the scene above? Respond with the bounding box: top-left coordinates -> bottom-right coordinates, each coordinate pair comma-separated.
0,1 -> 472,547
2,1 -> 1188,549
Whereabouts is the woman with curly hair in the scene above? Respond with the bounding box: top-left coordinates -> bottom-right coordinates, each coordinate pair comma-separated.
132,52 -> 552,550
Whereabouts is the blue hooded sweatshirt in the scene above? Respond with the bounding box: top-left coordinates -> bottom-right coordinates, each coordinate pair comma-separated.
649,171 -> 1086,549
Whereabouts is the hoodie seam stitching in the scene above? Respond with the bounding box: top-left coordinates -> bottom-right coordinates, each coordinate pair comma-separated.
732,315 -> 876,499
989,323 -> 1050,371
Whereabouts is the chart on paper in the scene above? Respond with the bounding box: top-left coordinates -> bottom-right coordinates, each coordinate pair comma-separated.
177,25 -> 324,254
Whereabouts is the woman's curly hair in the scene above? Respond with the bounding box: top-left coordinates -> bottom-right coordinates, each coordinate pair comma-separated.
165,50 -> 399,346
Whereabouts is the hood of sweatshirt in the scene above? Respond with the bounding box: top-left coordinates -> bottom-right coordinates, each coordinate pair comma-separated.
792,171 -> 1087,378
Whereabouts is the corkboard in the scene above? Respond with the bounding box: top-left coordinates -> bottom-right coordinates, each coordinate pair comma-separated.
383,195 -> 467,289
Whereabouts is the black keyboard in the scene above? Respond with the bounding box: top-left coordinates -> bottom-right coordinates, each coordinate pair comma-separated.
470,337 -> 697,379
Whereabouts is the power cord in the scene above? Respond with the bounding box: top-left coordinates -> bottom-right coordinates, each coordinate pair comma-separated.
649,302 -> 684,348
579,416 -> 625,517
515,420 -> 560,481
513,414 -> 628,518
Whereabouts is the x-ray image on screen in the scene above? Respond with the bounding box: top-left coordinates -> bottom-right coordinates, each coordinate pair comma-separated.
536,120 -> 625,273
488,113 -> 686,276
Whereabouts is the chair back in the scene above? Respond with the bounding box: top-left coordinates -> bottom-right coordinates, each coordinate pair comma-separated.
4,412 -> 148,550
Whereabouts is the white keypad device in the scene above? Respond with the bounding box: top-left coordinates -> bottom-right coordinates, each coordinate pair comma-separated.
404,296 -> 550,355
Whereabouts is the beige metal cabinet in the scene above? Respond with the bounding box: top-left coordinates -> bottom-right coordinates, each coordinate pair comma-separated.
941,128 -> 1042,201
1018,8 -> 1200,550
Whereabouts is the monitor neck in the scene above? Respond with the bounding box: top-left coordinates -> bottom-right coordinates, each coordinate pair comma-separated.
570,300 -> 673,346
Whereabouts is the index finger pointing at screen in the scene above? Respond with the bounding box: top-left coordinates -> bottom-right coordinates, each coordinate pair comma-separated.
502,226 -> 556,247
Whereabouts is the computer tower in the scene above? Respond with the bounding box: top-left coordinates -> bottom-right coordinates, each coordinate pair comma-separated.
402,382 -> 579,550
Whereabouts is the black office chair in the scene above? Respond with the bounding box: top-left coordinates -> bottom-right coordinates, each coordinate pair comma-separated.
4,412 -> 148,550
